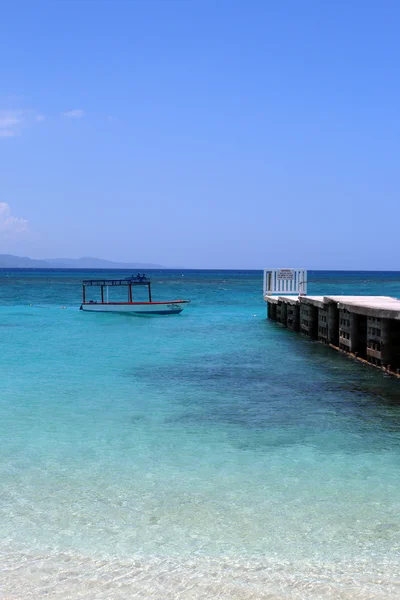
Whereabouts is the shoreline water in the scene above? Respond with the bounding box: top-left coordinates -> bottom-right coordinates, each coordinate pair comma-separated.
0,270 -> 399,598
1,550 -> 399,599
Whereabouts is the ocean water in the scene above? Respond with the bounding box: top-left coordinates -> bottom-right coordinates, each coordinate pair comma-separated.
0,270 -> 399,599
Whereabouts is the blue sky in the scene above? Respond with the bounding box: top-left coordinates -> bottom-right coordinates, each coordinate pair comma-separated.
1,0 -> 399,269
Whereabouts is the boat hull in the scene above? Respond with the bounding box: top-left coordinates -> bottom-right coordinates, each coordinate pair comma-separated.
80,301 -> 189,315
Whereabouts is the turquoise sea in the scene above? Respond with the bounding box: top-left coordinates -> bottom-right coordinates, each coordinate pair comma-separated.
0,270 -> 399,599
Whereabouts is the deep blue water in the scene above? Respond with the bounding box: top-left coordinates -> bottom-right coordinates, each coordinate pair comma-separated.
0,270 -> 399,599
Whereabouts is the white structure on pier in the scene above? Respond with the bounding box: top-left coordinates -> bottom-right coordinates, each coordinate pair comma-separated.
263,268 -> 307,297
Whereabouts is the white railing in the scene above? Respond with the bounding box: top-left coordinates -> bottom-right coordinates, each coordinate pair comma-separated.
263,269 -> 307,297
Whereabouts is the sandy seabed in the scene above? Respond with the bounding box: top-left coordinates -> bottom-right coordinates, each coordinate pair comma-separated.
1,551 -> 399,600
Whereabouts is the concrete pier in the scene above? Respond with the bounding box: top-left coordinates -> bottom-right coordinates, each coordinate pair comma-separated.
265,294 -> 400,376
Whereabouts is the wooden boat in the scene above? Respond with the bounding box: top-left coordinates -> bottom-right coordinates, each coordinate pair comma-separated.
80,274 -> 190,315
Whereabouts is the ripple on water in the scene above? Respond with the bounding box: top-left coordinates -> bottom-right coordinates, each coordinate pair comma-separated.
0,550 -> 399,600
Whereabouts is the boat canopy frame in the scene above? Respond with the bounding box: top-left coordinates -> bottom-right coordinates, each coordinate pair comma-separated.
82,274 -> 152,304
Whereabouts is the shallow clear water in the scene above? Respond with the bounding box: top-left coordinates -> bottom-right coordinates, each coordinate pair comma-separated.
0,270 -> 399,598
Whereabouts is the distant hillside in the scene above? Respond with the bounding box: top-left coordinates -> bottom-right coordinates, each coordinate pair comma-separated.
45,257 -> 164,269
0,254 -> 164,269
0,254 -> 50,268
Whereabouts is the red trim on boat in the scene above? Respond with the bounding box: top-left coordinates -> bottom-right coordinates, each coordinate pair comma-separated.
82,300 -> 189,306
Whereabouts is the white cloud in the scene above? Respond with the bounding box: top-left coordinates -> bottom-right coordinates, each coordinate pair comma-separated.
0,203 -> 29,236
0,113 -> 21,128
0,109 -> 45,138
62,109 -> 85,118
0,129 -> 17,138
0,110 -> 23,137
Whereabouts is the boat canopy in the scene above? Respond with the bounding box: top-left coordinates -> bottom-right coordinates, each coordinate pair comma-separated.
82,274 -> 150,286
81,274 -> 152,303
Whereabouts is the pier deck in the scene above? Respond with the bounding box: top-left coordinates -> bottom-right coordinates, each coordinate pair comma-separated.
265,295 -> 400,318
264,293 -> 400,376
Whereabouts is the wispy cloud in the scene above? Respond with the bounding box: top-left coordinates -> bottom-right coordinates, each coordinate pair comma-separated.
0,111 -> 24,137
0,113 -> 20,128
0,109 -> 45,138
0,129 -> 17,138
0,203 -> 29,236
62,109 -> 85,118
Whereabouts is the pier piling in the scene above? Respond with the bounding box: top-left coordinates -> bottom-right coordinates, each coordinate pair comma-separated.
263,269 -> 400,377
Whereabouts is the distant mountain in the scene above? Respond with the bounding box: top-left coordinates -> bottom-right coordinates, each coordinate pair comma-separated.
0,254 -> 51,268
45,257 -> 164,269
0,254 -> 164,269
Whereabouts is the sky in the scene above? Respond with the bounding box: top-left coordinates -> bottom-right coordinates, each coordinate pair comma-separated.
1,0 -> 399,269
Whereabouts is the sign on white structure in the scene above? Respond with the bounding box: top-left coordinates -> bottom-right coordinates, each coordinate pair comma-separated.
263,268 -> 307,297
277,269 -> 294,280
